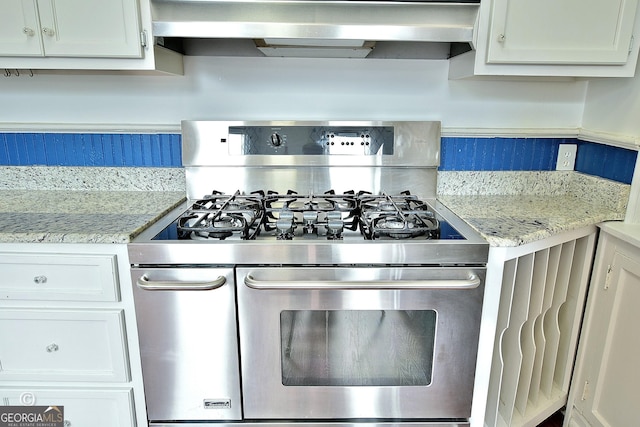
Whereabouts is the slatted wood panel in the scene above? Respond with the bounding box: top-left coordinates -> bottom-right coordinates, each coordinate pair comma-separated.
485,232 -> 597,427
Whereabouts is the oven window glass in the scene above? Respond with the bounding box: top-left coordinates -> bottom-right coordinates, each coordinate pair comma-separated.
280,310 -> 436,386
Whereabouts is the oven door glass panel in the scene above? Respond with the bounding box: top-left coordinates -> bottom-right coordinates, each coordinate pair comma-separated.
280,310 -> 435,386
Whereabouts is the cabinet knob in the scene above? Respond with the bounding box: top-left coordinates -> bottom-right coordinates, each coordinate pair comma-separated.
33,275 -> 47,284
46,343 -> 59,353
497,34 -> 506,43
23,27 -> 35,37
64,420 -> 71,427
42,27 -> 55,37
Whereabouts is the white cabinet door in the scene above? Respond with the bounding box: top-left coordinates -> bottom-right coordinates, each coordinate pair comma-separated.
0,253 -> 119,302
0,388 -> 137,427
0,0 -> 43,56
566,230 -> 640,426
487,0 -> 638,65
36,0 -> 142,57
0,309 -> 129,382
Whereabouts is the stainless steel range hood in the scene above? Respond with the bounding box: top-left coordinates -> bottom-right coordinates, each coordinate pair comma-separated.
152,0 -> 480,57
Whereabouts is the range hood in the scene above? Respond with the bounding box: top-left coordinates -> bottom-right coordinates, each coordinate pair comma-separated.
152,0 -> 480,58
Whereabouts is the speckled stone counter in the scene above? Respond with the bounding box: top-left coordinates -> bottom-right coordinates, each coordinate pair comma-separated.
0,167 -> 186,243
437,171 -> 630,247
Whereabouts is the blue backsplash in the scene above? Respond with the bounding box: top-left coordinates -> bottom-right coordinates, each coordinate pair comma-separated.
0,133 -> 182,167
0,132 -> 636,184
441,136 -> 637,184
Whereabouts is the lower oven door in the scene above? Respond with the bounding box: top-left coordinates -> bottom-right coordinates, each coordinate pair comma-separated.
236,266 -> 485,421
131,267 -> 242,421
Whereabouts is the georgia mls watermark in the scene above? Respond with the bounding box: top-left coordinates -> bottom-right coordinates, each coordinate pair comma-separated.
0,405 -> 64,427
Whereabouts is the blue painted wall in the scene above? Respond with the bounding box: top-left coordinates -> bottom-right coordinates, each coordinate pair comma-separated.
0,133 -> 636,184
0,133 -> 182,167
440,137 -> 637,184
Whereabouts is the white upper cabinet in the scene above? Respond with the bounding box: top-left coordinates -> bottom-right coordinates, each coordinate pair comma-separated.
0,0 -> 141,58
0,1 -> 43,56
0,0 -> 183,73
450,0 -> 640,78
37,0 -> 143,57
487,0 -> 637,65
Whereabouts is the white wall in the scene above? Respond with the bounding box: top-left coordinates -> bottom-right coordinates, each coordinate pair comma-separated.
0,56 -> 587,133
582,61 -> 640,141
583,61 -> 640,222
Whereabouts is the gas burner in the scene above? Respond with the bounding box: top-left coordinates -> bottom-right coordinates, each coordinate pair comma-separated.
175,190 -> 441,241
358,191 -> 441,240
264,190 -> 358,240
177,191 -> 264,240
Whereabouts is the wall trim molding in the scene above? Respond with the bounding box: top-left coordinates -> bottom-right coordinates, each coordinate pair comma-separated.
1,124 -> 638,150
444,127 -> 640,151
442,127 -> 579,138
0,123 -> 181,133
578,129 -> 639,151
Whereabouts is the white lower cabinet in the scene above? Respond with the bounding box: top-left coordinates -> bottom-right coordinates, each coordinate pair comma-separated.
482,227 -> 597,427
0,253 -> 119,301
0,388 -> 136,427
564,224 -> 640,427
0,243 -> 146,427
0,309 -> 128,382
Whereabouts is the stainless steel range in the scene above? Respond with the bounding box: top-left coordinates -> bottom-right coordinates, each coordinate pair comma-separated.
128,121 -> 489,427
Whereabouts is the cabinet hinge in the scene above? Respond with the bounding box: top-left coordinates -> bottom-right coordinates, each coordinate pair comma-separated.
141,30 -> 148,48
581,380 -> 590,401
604,264 -> 612,290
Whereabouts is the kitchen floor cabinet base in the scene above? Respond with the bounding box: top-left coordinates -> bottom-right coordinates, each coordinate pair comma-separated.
0,387 -> 136,427
564,224 -> 640,427
0,243 -> 147,427
484,227 -> 597,427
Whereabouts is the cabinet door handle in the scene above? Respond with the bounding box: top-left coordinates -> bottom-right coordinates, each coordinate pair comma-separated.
33,275 -> 47,284
23,27 -> 35,37
42,27 -> 55,37
46,343 -> 59,353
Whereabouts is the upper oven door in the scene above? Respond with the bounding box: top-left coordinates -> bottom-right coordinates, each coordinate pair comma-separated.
236,266 -> 485,420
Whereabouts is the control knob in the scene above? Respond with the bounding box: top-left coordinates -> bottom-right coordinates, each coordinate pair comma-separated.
270,133 -> 283,147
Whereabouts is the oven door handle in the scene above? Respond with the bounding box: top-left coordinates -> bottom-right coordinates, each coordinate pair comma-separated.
244,274 -> 480,290
136,274 -> 226,291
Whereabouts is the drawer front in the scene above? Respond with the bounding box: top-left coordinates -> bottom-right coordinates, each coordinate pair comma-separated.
0,309 -> 129,382
0,253 -> 119,302
0,387 -> 136,427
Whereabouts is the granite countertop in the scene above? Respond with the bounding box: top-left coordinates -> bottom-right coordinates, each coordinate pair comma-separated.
0,190 -> 185,243
0,167 -> 631,246
437,171 -> 630,247
0,167 -> 186,244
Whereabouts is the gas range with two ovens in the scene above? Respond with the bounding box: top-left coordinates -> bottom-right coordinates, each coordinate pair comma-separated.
128,121 -> 488,427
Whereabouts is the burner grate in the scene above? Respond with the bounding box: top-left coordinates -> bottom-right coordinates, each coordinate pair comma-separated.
358,191 -> 440,240
177,190 -> 265,240
176,190 -> 441,241
264,190 -> 359,240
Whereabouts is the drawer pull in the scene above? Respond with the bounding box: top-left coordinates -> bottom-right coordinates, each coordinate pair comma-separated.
46,343 -> 59,353
33,275 -> 47,284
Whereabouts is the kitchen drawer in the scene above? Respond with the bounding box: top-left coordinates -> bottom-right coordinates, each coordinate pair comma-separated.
0,309 -> 129,382
0,253 -> 119,301
0,387 -> 136,427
